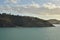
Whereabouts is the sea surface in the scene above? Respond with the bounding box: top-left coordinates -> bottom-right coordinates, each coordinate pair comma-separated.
0,24 -> 60,40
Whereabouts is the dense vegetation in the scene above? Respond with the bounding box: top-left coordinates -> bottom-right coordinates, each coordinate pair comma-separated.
0,13 -> 54,27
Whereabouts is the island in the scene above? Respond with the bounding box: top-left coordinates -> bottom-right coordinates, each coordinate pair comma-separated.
0,13 -> 54,27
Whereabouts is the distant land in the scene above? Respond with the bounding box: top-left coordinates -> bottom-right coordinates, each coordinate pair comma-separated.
0,13 -> 54,27
47,19 -> 60,24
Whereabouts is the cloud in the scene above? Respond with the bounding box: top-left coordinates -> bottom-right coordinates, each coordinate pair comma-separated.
43,3 -> 60,9
5,0 -> 40,8
1,0 -> 60,20
22,1 -> 40,8
0,3 -> 60,20
0,2 -> 60,15
5,0 -> 19,4
52,0 -> 60,1
10,0 -> 17,3
29,1 -> 40,8
1,2 -> 60,14
1,1 -> 60,17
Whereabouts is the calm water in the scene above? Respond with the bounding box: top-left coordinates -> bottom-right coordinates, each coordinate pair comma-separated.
0,24 -> 60,40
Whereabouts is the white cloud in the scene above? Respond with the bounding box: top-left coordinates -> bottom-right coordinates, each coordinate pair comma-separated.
24,1 -> 40,8
29,1 -> 40,8
10,0 -> 17,3
0,5 -> 60,20
43,3 -> 60,9
16,1 -> 40,8
43,3 -> 57,9
52,0 -> 60,1
1,1 -> 60,20
5,0 -> 18,4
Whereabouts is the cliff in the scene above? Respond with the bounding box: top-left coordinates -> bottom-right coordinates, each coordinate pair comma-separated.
0,13 -> 54,27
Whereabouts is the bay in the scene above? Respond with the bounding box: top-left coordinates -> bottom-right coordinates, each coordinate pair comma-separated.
0,24 -> 60,40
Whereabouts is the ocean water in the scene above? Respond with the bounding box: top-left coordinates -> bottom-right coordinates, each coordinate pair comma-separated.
0,24 -> 60,40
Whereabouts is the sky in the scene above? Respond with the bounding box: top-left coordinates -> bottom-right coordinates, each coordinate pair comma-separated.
0,0 -> 60,20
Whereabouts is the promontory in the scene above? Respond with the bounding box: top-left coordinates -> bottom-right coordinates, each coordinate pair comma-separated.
0,13 -> 54,27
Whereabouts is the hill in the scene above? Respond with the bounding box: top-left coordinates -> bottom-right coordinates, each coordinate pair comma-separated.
0,13 -> 54,27
48,19 -> 60,24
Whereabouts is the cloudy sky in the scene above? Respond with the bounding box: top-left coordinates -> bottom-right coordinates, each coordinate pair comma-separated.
0,0 -> 60,20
